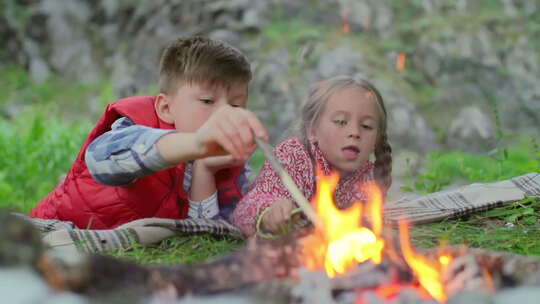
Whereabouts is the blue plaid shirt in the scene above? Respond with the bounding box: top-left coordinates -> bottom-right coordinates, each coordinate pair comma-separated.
85,117 -> 250,220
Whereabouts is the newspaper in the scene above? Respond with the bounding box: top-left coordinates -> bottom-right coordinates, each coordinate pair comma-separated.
384,172 -> 540,225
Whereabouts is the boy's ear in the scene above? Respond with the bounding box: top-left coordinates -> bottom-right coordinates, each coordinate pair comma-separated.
155,93 -> 175,124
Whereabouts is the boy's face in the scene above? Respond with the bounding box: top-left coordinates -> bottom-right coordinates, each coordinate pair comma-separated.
158,81 -> 248,132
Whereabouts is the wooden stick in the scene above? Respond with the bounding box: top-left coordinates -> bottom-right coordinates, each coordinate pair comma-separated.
255,137 -> 322,229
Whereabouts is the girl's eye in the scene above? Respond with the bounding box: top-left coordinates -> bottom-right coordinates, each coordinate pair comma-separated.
333,119 -> 347,126
362,124 -> 374,130
200,98 -> 214,105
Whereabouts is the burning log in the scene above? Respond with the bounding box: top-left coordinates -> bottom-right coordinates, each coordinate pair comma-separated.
3,210 -> 540,303
31,234 -> 540,302
34,234 -> 305,298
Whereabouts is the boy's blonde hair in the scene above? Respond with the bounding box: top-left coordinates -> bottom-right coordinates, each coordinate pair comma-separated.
299,75 -> 393,194
159,36 -> 251,94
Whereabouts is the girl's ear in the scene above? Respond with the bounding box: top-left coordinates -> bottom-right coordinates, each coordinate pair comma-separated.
155,93 -> 175,124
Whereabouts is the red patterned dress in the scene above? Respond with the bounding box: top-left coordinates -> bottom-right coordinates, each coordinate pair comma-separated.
232,137 -> 375,237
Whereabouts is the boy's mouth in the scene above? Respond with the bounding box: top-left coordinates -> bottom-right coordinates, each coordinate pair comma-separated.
342,145 -> 360,160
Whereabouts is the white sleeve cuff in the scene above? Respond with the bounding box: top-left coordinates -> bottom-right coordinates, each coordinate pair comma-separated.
188,191 -> 219,219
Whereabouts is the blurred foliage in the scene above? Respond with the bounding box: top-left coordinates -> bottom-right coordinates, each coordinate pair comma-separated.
0,114 -> 90,212
0,65 -> 105,212
0,65 -> 115,120
402,139 -> 540,194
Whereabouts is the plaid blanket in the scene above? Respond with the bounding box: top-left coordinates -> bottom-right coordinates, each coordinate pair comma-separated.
14,215 -> 243,254
384,172 -> 540,225
17,172 -> 540,253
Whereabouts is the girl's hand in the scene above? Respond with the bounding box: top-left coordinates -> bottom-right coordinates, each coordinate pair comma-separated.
195,106 -> 267,160
260,198 -> 295,234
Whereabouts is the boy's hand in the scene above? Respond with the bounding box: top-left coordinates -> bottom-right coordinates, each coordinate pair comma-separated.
260,198 -> 295,234
195,106 -> 268,160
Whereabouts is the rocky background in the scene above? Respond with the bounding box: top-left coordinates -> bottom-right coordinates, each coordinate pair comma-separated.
2,0 -> 539,195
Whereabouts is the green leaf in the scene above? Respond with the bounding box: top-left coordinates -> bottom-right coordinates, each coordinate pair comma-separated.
400,185 -> 414,192
483,208 -> 517,218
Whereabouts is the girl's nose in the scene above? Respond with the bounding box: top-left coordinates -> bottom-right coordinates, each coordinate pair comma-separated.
348,125 -> 361,139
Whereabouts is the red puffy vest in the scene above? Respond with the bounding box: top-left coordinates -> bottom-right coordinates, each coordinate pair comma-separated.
30,96 -> 243,229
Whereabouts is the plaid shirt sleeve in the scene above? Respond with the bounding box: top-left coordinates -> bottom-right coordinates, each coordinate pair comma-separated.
85,117 -> 176,186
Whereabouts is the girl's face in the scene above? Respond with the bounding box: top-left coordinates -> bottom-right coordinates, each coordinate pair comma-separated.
311,87 -> 379,175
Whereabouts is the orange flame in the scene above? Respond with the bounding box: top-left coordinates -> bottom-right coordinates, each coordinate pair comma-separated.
341,12 -> 350,34
396,52 -> 406,72
356,283 -> 432,303
302,170 -> 384,277
399,220 -> 450,302
302,170 -> 456,303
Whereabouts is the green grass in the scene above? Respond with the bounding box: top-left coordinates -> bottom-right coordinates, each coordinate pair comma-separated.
405,138 -> 540,256
0,113 -> 90,212
110,235 -> 244,265
410,198 -> 540,256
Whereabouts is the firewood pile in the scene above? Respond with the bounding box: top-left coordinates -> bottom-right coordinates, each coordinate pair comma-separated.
2,211 -> 540,304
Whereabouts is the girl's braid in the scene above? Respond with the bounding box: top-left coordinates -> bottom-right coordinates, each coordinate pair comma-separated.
374,132 -> 392,195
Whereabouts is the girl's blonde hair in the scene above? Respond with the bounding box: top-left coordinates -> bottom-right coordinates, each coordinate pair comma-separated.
298,75 -> 393,194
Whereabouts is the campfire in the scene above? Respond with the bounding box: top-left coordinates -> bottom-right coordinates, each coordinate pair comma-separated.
299,169 -> 456,303
302,170 -> 384,277
6,168 -> 540,303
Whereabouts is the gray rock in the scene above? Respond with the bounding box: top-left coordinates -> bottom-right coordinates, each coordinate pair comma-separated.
317,44 -> 363,78
338,0 -> 394,37
0,267 -> 86,304
448,106 -> 495,152
494,286 -> 540,304
447,291 -> 492,304
376,83 -> 439,154
29,56 -> 51,83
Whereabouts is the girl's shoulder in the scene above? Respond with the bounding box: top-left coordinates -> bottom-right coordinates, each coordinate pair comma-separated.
271,137 -> 315,186
274,137 -> 310,158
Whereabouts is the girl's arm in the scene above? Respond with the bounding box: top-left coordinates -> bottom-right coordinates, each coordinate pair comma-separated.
232,138 -> 315,237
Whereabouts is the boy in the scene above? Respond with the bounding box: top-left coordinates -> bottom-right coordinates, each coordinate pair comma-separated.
30,36 -> 267,229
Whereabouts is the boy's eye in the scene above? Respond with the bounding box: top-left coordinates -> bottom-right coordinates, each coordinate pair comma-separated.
200,98 -> 214,105
333,119 -> 347,126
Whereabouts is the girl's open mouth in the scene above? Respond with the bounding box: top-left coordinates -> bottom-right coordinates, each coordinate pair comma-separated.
342,146 -> 360,160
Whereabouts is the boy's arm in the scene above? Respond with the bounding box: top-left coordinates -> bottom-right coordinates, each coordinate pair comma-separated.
85,117 -> 176,186
187,157 -> 247,220
156,105 -> 268,164
186,161 -> 219,219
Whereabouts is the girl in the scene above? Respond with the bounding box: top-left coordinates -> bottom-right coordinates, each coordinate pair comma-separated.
232,75 -> 392,237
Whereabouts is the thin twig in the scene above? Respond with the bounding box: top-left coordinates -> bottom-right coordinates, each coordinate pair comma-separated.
255,137 -> 322,229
